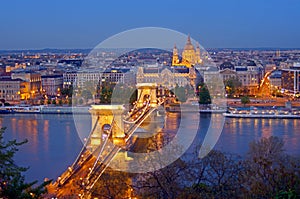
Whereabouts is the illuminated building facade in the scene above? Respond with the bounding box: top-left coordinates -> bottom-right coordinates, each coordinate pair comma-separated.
11,72 -> 42,100
0,78 -> 25,102
269,70 -> 282,88
75,68 -> 135,88
136,66 -> 197,88
281,65 -> 300,94
102,68 -> 136,85
42,74 -> 63,96
204,65 -> 261,87
172,35 -> 202,67
63,71 -> 77,88
76,70 -> 102,88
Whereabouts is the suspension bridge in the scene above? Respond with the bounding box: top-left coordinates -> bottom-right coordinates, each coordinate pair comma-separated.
47,83 -> 172,198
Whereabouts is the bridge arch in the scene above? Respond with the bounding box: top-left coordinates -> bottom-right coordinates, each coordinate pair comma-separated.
89,105 -> 125,150
136,83 -> 158,108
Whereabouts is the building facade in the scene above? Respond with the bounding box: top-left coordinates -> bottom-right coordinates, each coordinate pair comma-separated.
281,65 -> 300,94
11,72 -> 42,100
172,35 -> 202,67
0,78 -> 24,102
269,70 -> 282,88
41,74 -> 63,96
206,66 -> 261,87
136,66 -> 196,88
76,70 -> 102,88
102,68 -> 136,85
63,71 -> 77,88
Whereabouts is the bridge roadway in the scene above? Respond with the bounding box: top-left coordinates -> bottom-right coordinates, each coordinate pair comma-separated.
47,96 -> 166,198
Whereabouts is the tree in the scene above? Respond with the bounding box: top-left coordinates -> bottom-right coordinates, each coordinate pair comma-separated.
51,99 -> 56,105
198,83 -> 211,104
134,135 -> 188,199
78,98 -> 83,105
91,136 -> 300,199
91,168 -> 134,199
241,136 -> 300,198
0,127 -> 51,198
84,80 -> 98,101
61,86 -> 73,97
68,98 -> 72,106
174,85 -> 187,102
241,96 -> 250,106
185,84 -> 195,97
100,86 -> 112,104
224,77 -> 242,97
47,99 -> 51,105
178,150 -> 245,199
110,84 -> 137,105
135,159 -> 187,199
81,89 -> 93,101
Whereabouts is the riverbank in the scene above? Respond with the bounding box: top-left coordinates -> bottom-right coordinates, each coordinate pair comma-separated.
0,105 -> 90,114
223,113 -> 300,119
227,98 -> 300,107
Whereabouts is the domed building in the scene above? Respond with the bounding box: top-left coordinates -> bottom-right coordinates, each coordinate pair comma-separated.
172,35 -> 202,67
219,61 -> 234,70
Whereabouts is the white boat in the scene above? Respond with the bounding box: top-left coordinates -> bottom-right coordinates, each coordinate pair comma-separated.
11,105 -> 43,113
223,109 -> 300,119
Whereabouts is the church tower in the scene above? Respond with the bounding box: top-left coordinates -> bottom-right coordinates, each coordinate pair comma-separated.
172,44 -> 179,65
195,42 -> 202,64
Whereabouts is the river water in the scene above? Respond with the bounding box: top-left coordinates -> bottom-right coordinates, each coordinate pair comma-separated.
0,113 -> 299,182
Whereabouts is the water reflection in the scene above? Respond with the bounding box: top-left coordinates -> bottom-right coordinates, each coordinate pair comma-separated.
43,120 -> 49,153
0,114 -> 82,183
0,113 -> 299,183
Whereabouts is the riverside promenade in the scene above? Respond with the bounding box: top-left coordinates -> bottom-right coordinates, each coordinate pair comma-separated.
227,98 -> 300,108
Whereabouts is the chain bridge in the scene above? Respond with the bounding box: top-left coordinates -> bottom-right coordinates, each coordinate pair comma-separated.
47,83 -> 171,198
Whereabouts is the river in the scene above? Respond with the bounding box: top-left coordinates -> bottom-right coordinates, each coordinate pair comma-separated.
0,113 -> 299,182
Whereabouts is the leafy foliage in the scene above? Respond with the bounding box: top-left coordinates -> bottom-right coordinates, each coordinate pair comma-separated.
0,127 -> 51,199
241,96 -> 250,106
198,83 -> 211,104
174,85 -> 187,102
91,168 -> 134,199
92,136 -> 300,199
224,77 -> 242,97
61,86 -> 73,97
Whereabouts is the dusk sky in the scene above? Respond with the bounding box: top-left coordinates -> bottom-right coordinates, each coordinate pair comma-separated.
1,0 -> 300,50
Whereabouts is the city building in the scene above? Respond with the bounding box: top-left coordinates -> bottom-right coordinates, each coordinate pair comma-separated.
219,62 -> 234,70
235,65 -> 261,87
11,72 -> 42,100
205,65 -> 261,87
76,70 -> 102,88
204,63 -> 262,96
172,35 -> 202,67
0,78 -> 25,102
63,71 -> 78,88
269,70 -> 282,88
41,74 -> 63,96
265,64 -> 277,73
281,63 -> 300,94
102,68 -> 136,85
136,65 -> 197,88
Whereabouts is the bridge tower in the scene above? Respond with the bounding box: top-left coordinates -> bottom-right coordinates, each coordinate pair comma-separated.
89,105 -> 125,150
136,83 -> 158,108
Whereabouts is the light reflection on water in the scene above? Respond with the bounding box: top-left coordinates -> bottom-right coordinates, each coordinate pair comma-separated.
0,114 -> 83,183
0,113 -> 299,183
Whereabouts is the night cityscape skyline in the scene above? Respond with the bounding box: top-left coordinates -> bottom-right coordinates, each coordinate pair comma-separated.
1,1 -> 300,198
